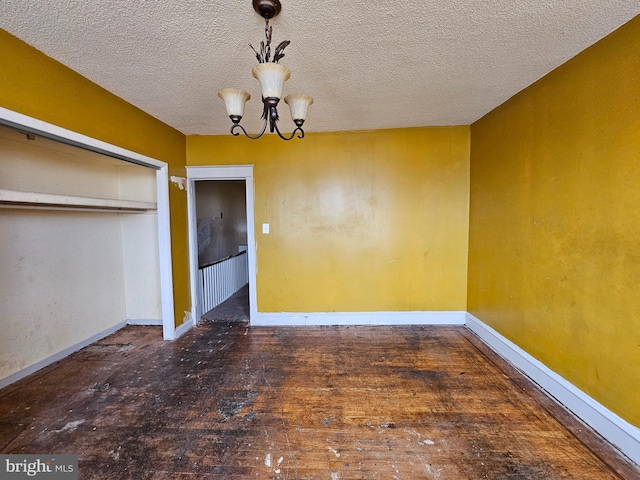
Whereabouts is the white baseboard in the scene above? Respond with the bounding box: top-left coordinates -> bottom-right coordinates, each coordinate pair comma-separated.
173,317 -> 195,339
253,310 -> 466,326
127,318 -> 163,326
0,320 -> 127,390
465,313 -> 640,466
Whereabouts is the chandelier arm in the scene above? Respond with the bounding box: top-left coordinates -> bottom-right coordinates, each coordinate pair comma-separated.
273,121 -> 305,141
230,117 -> 269,140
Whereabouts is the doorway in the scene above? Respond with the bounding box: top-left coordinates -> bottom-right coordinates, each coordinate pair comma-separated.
186,166 -> 257,323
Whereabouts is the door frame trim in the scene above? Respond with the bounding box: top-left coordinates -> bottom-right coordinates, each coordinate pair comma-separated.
186,166 -> 257,323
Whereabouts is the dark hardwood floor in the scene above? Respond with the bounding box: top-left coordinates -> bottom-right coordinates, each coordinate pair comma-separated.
0,319 -> 637,479
201,285 -> 250,323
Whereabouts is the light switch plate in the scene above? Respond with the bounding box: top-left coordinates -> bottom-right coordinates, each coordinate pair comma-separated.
262,223 -> 270,234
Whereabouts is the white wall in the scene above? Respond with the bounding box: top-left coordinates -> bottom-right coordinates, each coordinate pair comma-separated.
0,209 -> 127,377
118,163 -> 162,323
121,213 -> 162,322
0,125 -> 160,382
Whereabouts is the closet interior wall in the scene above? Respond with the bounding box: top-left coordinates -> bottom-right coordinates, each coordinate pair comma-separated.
0,125 -> 161,384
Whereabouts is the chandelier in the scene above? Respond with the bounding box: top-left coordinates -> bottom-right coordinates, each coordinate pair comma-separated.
218,0 -> 313,140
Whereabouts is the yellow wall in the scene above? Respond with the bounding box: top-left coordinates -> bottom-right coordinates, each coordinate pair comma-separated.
468,16 -> 640,427
0,29 -> 190,327
188,127 -> 470,312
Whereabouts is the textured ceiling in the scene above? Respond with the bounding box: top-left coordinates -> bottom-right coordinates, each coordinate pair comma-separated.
1,1 -> 639,135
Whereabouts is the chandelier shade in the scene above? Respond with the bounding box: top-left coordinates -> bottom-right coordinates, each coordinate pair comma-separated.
218,88 -> 251,118
284,94 -> 314,122
252,63 -> 291,100
218,0 -> 312,140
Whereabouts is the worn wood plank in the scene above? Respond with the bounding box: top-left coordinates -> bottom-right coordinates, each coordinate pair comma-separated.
0,323 -> 637,479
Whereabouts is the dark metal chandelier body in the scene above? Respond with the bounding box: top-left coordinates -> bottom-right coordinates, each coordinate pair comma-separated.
218,0 -> 313,140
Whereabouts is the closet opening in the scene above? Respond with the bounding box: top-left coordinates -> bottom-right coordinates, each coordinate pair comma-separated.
0,107 -> 175,388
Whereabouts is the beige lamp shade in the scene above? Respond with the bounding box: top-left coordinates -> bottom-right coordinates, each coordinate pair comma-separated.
252,63 -> 291,99
218,88 -> 251,117
284,94 -> 314,121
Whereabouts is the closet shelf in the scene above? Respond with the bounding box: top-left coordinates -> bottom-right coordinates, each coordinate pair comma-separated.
0,189 -> 156,213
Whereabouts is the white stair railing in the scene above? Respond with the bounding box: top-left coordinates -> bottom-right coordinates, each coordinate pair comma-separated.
198,251 -> 248,314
